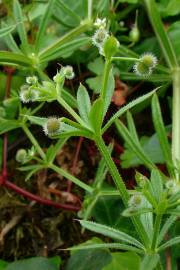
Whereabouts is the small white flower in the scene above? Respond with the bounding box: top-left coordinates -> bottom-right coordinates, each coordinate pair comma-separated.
94,18 -> 106,29
61,65 -> 75,80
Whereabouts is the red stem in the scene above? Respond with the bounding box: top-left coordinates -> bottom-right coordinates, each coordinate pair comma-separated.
4,180 -> 80,211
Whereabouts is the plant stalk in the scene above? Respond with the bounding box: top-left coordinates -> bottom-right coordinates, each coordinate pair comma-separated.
22,125 -> 46,160
95,136 -> 150,247
172,68 -> 180,178
151,214 -> 162,251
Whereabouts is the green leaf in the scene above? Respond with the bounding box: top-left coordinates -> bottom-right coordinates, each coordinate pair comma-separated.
79,220 -> 144,249
151,93 -> 173,176
24,115 -> 47,127
140,254 -> 160,270
39,36 -> 90,62
126,111 -> 140,144
35,0 -> 56,51
103,69 -> 115,116
39,23 -> 91,61
0,24 -> 16,38
89,98 -> 103,134
158,215 -> 177,244
103,88 -> 157,133
144,0 -> 178,68
68,243 -> 142,254
87,57 -> 104,76
5,257 -> 60,270
103,251 -> 141,270
13,0 -> 29,52
0,118 -> 20,134
160,0 -> 180,17
121,134 -> 165,168
115,120 -> 156,170
158,236 -> 180,251
0,51 -> 31,67
66,249 -> 112,270
0,259 -> 8,270
149,169 -> 163,203
77,84 -> 91,123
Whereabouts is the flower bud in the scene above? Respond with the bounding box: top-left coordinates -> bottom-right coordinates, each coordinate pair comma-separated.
94,18 -> 106,29
166,179 -> 180,195
26,76 -> 38,85
16,149 -> 27,163
129,26 -> 140,43
103,36 -> 119,59
43,117 -> 61,136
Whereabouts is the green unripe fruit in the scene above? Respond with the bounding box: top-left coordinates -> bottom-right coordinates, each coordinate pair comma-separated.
103,36 -> 119,59
129,27 -> 140,43
16,149 -> 27,163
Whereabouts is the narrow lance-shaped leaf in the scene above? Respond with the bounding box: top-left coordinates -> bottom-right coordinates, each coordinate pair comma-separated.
35,0 -> 56,52
13,0 -> 29,52
67,243 -> 144,254
103,69 -> 115,117
115,119 -> 156,170
0,51 -> 32,67
149,169 -> 163,203
89,98 -> 103,134
158,236 -> 180,251
77,84 -> 91,123
0,24 -> 16,38
39,22 -> 91,61
126,111 -> 139,144
158,215 -> 177,244
79,220 -> 145,250
144,0 -> 178,68
102,88 -> 158,133
151,93 -> 174,177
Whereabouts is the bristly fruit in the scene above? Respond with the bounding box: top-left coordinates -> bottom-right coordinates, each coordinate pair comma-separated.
61,65 -> 75,80
92,28 -> 109,48
16,149 -> 27,163
43,117 -> 61,136
133,52 -> 157,77
26,76 -> 38,85
128,194 -> 144,209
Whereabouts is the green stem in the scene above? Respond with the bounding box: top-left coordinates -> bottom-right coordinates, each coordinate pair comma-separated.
101,59 -> 111,100
57,96 -> 86,127
88,0 -> 93,20
151,214 -> 162,251
50,164 -> 93,193
22,125 -> 45,160
112,56 -> 139,62
172,68 -> 180,178
95,136 -> 150,247
95,136 -> 129,204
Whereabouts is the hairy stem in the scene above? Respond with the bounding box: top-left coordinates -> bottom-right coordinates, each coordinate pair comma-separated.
95,136 -> 150,247
172,68 -> 180,177
151,214 -> 162,251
